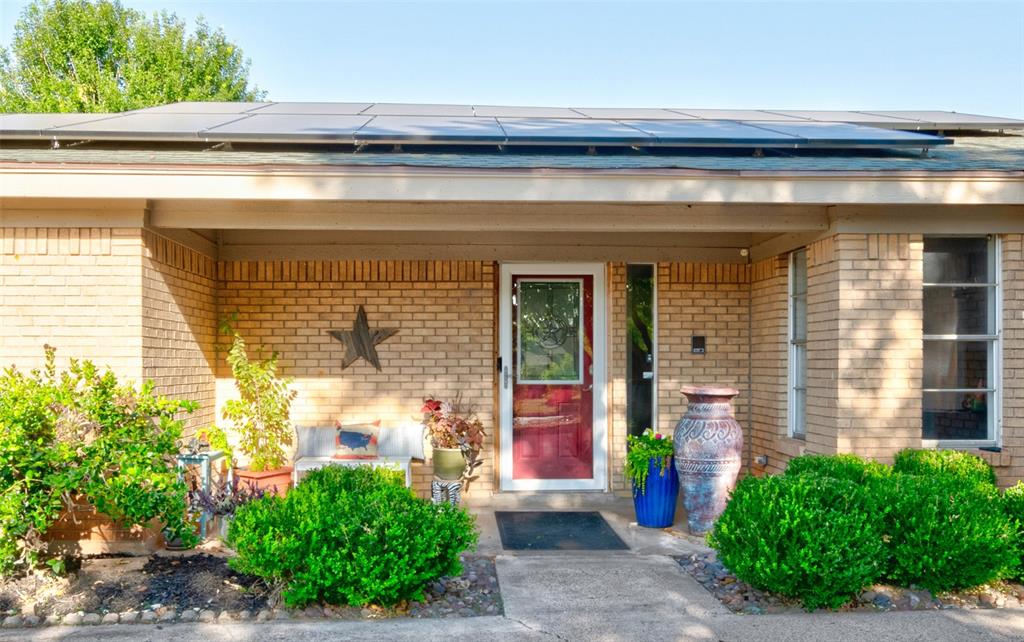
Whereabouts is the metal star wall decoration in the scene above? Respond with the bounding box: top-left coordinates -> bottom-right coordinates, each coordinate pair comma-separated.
327,305 -> 399,371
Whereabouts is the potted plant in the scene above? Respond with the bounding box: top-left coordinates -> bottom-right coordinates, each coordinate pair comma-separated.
421,396 -> 486,481
625,428 -> 679,528
222,331 -> 298,496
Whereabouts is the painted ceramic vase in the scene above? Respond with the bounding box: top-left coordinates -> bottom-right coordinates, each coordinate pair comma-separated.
673,386 -> 743,535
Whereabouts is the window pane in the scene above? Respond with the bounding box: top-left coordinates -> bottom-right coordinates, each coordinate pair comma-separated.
791,249 -> 807,295
792,295 -> 807,342
794,344 -> 807,388
923,340 -> 989,390
518,280 -> 581,382
923,286 -> 990,335
626,264 -> 655,437
793,388 -> 806,438
923,391 -> 990,441
924,237 -> 990,284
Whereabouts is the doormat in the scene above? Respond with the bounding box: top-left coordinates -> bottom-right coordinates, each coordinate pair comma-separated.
495,511 -> 629,551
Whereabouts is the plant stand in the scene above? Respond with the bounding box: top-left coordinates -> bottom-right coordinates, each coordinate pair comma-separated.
176,450 -> 232,540
431,479 -> 462,506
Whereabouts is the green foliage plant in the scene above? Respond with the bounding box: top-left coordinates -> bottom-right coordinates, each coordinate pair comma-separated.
893,448 -> 997,487
226,465 -> 478,607
881,473 -> 1016,592
0,346 -> 197,576
0,0 -> 264,113
624,428 -> 674,496
709,474 -> 885,610
784,453 -> 892,484
222,332 -> 297,472
1004,482 -> 1024,581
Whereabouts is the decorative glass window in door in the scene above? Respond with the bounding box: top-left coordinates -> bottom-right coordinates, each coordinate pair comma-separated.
516,279 -> 583,383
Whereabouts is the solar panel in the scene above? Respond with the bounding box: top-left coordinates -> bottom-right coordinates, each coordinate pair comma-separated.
743,121 -> 952,146
50,113 -> 252,139
767,110 -> 921,125
136,101 -> 270,114
362,103 -> 475,116
473,105 -> 582,118
0,113 -> 120,137
201,114 -> 373,141
496,118 -> 654,144
669,109 -> 810,121
254,102 -> 373,115
570,107 -> 697,119
621,119 -> 800,145
860,111 -> 1024,129
354,116 -> 505,142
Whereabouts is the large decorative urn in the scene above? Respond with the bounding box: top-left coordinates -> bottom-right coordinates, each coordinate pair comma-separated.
673,386 -> 743,535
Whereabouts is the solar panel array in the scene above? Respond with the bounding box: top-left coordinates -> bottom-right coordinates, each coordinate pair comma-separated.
2,102 -> 1020,149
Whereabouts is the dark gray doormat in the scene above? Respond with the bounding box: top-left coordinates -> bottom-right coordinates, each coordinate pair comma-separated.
495,511 -> 629,551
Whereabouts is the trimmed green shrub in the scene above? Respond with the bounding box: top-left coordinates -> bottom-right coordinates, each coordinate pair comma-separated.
881,474 -> 1016,591
709,474 -> 885,610
784,453 -> 891,484
1004,482 -> 1024,581
893,449 -> 996,487
226,465 -> 478,607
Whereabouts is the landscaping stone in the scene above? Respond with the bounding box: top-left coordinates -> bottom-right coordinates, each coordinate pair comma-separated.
82,612 -> 102,625
44,615 -> 61,626
2,615 -> 22,629
178,610 -> 198,623
236,610 -> 253,621
61,613 -> 83,626
157,609 -> 177,623
273,609 -> 291,620
218,611 -> 235,622
101,613 -> 119,625
255,609 -> 273,622
198,609 -> 217,622
119,610 -> 140,623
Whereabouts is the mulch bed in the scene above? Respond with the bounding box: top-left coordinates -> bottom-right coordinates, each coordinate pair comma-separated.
677,551 -> 1024,614
0,552 -> 502,627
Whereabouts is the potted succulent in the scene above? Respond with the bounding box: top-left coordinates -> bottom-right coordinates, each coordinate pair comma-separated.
222,331 -> 298,496
421,396 -> 486,481
625,428 -> 679,528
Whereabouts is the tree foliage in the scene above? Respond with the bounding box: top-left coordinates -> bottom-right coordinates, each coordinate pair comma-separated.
0,0 -> 264,113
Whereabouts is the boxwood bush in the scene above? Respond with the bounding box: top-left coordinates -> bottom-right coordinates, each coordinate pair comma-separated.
1004,482 -> 1024,581
226,465 -> 477,607
881,473 -> 1016,591
708,474 -> 885,610
784,453 -> 891,484
893,449 -> 996,487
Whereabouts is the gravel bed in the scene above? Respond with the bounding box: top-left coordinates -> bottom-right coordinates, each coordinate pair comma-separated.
677,551 -> 1024,614
0,553 -> 502,628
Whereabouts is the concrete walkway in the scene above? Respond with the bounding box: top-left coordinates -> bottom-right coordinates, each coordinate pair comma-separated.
3,502 -> 1023,641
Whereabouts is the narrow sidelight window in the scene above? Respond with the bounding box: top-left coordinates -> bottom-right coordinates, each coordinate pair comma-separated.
788,249 -> 808,438
923,237 -> 1000,445
626,264 -> 656,437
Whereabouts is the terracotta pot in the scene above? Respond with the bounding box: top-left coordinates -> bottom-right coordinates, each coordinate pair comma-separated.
235,466 -> 293,497
673,386 -> 743,535
432,447 -> 466,481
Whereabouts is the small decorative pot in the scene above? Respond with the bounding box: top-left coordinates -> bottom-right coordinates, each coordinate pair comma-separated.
632,457 -> 679,528
235,466 -> 293,497
432,447 -> 466,480
673,386 -> 744,535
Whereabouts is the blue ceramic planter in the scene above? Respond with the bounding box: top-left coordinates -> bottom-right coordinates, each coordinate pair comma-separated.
632,457 -> 679,528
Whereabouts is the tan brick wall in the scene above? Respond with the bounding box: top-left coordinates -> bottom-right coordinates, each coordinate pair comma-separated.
656,262 -> 751,472
0,227 -> 144,378
999,234 -> 1024,486
608,263 -> 629,492
216,260 -> 496,498
141,231 -> 218,433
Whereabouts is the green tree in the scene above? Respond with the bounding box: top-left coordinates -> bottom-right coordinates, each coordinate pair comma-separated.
0,0 -> 265,113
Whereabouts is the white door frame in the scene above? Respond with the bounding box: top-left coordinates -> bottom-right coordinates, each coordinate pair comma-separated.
499,263 -> 608,491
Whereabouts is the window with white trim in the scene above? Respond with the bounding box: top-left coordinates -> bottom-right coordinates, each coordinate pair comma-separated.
788,248 -> 808,438
922,236 -> 1000,445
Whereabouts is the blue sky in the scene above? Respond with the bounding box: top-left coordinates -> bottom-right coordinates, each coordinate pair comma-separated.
2,1 -> 1022,117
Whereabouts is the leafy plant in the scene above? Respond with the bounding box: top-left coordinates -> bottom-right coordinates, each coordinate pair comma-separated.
420,395 -> 486,480
188,478 -> 267,517
0,346 -> 197,576
1,0 -> 264,113
198,425 -> 234,464
784,453 -> 892,484
222,332 -> 297,472
893,448 -> 996,487
624,428 -> 674,495
880,473 -> 1016,592
1004,482 -> 1024,581
709,474 -> 885,610
226,465 -> 477,607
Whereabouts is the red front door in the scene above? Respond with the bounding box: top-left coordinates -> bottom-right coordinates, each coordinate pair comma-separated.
511,275 -> 594,479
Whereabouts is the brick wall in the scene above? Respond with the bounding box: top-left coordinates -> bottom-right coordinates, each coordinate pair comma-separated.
141,231 -> 219,433
0,227 -> 144,378
656,262 -> 751,471
999,234 -> 1024,486
216,260 -> 496,497
608,263 -> 629,492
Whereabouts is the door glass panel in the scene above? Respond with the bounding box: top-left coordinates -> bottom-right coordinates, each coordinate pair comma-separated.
517,280 -> 582,383
626,264 -> 655,437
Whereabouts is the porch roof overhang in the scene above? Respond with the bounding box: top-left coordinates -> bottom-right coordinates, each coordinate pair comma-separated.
2,161 -> 1023,206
